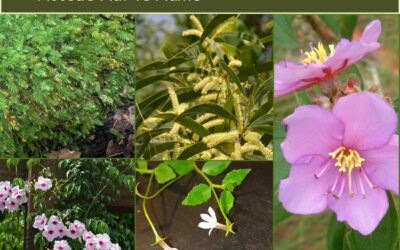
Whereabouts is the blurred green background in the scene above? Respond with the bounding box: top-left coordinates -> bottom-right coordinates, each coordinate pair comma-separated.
274,15 -> 399,250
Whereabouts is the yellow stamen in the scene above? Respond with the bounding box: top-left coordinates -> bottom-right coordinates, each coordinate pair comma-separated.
301,42 -> 335,64
329,147 -> 365,176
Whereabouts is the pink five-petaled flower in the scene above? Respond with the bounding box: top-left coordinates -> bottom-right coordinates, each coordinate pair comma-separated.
274,19 -> 381,97
278,91 -> 398,235
53,240 -> 71,250
34,176 -> 53,191
42,225 -> 59,242
33,214 -> 48,231
96,233 -> 111,250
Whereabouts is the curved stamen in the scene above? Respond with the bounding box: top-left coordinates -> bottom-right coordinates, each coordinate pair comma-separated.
348,173 -> 354,197
314,160 -> 331,179
360,168 -> 376,189
334,176 -> 346,199
358,172 -> 366,199
330,173 -> 342,194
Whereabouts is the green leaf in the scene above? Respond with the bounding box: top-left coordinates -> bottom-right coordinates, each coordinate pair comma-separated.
345,194 -> 398,250
319,15 -> 358,39
155,113 -> 210,137
166,160 -> 195,176
327,215 -> 347,250
142,141 -> 178,159
137,161 -> 148,170
222,169 -> 251,192
202,161 -> 231,176
200,15 -> 235,43
220,190 -> 234,214
177,142 -> 209,160
136,74 -> 178,90
180,103 -> 237,121
274,15 -> 300,48
137,57 -> 191,72
220,61 -> 244,94
154,163 -> 176,184
182,183 -> 211,206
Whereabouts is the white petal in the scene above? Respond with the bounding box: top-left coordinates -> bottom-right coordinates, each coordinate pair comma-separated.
200,213 -> 212,223
208,228 -> 214,236
198,222 -> 213,229
208,207 -> 216,220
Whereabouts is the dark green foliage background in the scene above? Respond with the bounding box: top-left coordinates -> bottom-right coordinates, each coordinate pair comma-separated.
0,15 -> 135,157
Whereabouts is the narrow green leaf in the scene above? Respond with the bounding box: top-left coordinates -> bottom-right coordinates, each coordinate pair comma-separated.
200,15 -> 235,43
220,190 -> 234,214
142,141 -> 178,159
137,57 -> 191,72
180,103 -> 237,121
155,113 -> 210,137
166,160 -> 195,176
182,183 -> 211,206
177,142 -> 209,160
274,15 -> 300,48
202,161 -> 231,176
220,61 -> 244,94
222,169 -> 251,192
154,163 -> 176,184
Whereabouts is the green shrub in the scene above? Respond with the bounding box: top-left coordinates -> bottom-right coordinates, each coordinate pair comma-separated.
0,15 -> 135,157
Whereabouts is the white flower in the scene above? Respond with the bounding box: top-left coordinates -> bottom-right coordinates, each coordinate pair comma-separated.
198,207 -> 229,236
33,213 -> 47,231
34,176 -> 52,191
53,240 -> 71,250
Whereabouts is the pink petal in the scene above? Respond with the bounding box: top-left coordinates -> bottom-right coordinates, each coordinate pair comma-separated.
328,173 -> 388,235
361,134 -> 398,195
282,105 -> 344,164
360,19 -> 381,43
332,92 -> 397,150
274,61 -> 326,97
279,156 -> 336,214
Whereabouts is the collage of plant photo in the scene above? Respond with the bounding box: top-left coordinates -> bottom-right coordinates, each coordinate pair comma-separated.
0,13 -> 398,250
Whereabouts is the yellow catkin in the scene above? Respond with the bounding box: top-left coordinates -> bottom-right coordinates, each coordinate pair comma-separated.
203,119 -> 225,129
198,93 -> 218,102
187,73 -> 198,81
212,20 -> 232,39
240,143 -> 259,154
228,59 -> 242,68
194,77 -> 212,92
212,55 -> 221,65
167,85 -> 179,114
182,29 -> 202,37
233,94 -> 243,132
244,131 -> 273,160
231,141 -> 242,160
200,151 -> 213,160
190,15 -> 204,32
203,130 -> 239,148
143,117 -> 163,127
178,103 -> 189,114
196,113 -> 216,123
201,80 -> 218,94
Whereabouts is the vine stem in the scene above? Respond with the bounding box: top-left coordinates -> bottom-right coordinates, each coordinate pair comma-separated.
141,174 -> 162,242
136,175 -> 183,200
193,164 -> 233,228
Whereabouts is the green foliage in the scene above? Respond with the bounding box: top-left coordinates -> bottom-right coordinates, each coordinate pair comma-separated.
222,168 -> 251,192
154,163 -> 176,184
0,210 -> 24,250
220,190 -> 234,214
136,14 -> 273,160
202,160 -> 231,176
0,15 -> 135,156
32,159 -> 135,249
182,183 -> 212,206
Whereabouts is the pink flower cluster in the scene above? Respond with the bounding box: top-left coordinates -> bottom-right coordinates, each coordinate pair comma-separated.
33,214 -> 121,250
0,181 -> 28,212
34,176 -> 53,191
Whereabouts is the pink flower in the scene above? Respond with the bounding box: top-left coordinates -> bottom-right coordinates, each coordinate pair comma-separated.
96,233 -> 111,250
43,225 -> 59,242
83,231 -> 95,241
85,238 -> 98,250
0,201 -> 6,211
278,92 -> 398,235
57,224 -> 68,238
48,215 -> 62,229
33,214 -> 48,231
274,20 -> 381,97
6,198 -> 19,212
53,240 -> 71,250
34,176 -> 53,191
11,187 -> 27,205
67,223 -> 80,240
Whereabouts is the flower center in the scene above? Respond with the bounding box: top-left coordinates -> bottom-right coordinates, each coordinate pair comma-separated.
301,42 -> 335,64
329,146 -> 365,175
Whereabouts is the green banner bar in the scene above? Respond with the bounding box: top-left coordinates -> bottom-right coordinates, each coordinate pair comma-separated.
2,0 -> 398,13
